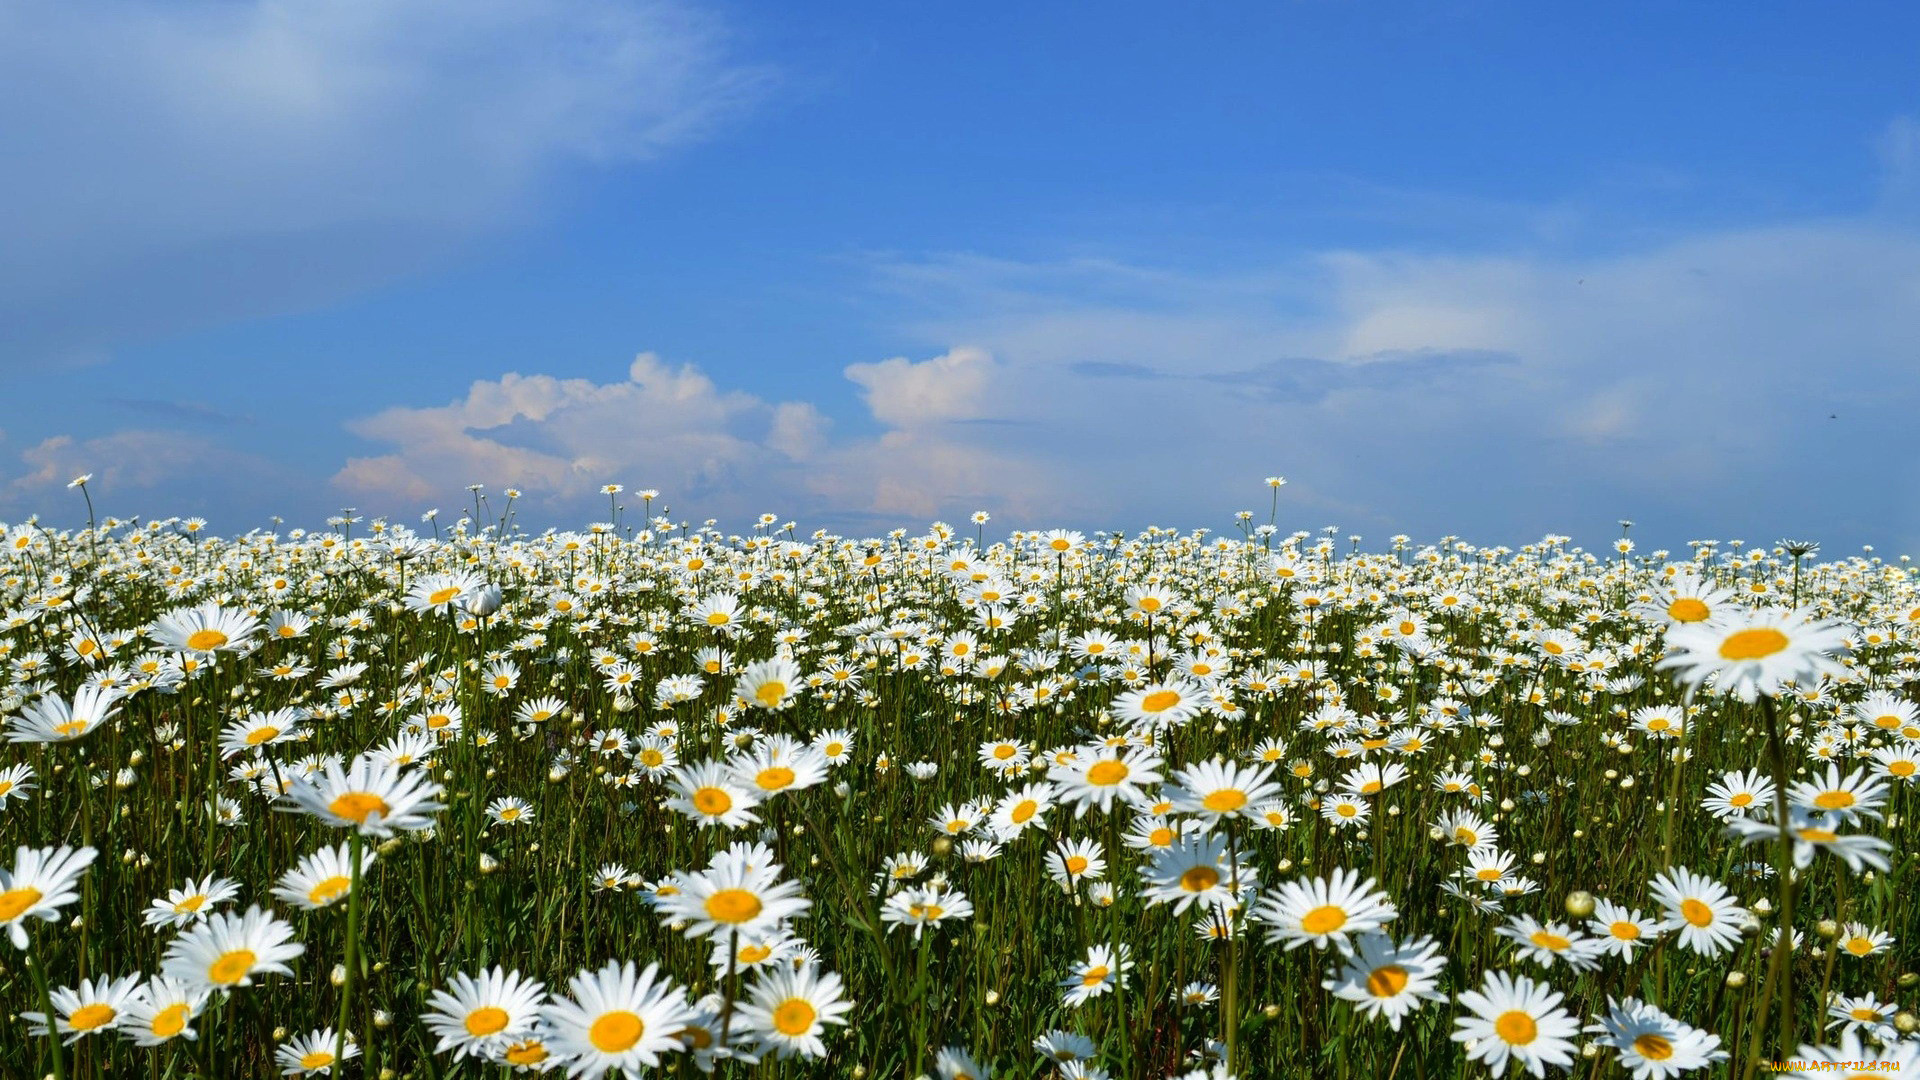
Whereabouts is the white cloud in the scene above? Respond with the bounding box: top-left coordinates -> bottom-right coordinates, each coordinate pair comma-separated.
0,0 -> 766,363
332,349 -> 1056,526
870,222 -> 1920,549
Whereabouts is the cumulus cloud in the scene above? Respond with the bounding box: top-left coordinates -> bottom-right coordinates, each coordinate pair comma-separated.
0,0 -> 766,364
332,348 -> 1056,526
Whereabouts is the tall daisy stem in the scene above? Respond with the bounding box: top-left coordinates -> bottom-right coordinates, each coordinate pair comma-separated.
28,934 -> 67,1080
1742,695 -> 1797,1080
336,830 -> 365,1072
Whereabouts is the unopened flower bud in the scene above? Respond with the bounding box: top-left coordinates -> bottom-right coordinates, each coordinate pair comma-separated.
1564,891 -> 1596,919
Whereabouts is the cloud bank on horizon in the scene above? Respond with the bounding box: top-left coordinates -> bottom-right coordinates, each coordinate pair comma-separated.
4,1 -> 1918,555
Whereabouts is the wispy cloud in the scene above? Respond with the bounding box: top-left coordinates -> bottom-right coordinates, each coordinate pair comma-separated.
0,0 -> 770,366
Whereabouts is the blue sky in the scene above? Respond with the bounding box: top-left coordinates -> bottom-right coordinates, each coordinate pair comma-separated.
6,0 -> 1920,555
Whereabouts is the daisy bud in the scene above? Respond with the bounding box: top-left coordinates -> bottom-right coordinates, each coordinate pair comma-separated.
1564,891 -> 1596,919
1515,764 -> 1532,777
128,750 -> 144,766
852,1068 -> 868,1079
1739,916 -> 1763,936
1530,853 -> 1545,865
1604,769 -> 1619,780
931,837 -> 952,855
1580,1042 -> 1600,1059
1895,1012 -> 1918,1034
1816,919 -> 1840,939
274,1027 -> 289,1040
985,989 -> 1000,1005
1619,777 -> 1634,789
374,1010 -> 391,1029
1499,799 -> 1515,812
1899,972 -> 1919,988
1754,898 -> 1773,915
331,964 -> 347,987
479,853 -> 500,874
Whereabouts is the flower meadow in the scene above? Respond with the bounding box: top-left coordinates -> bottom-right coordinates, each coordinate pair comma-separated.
0,484 -> 1916,1080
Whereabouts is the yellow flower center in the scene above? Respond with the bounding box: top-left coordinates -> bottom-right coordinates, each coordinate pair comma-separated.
705,888 -> 763,924
692,787 -> 733,816
0,886 -> 45,920
504,1041 -> 549,1065
1495,1011 -> 1538,1045
1301,905 -> 1347,935
186,629 -> 229,651
590,1011 -> 644,1052
1140,690 -> 1181,713
1366,965 -> 1409,998
68,1003 -> 116,1031
246,727 -> 281,745
1085,761 -> 1130,786
1181,865 -> 1221,892
1667,598 -> 1710,622
738,944 -> 773,964
173,894 -> 208,914
427,587 -> 461,606
1065,856 -> 1089,875
1081,965 -> 1111,986
773,999 -> 816,1036
309,876 -> 351,906
1814,791 -> 1856,810
993,744 -> 1016,759
754,681 -> 788,707
300,1051 -> 336,1069
1530,931 -> 1571,951
462,1006 -> 510,1036
756,767 -> 795,791
1202,790 -> 1247,813
1846,937 -> 1874,955
150,1003 -> 189,1038
1680,898 -> 1714,927
1611,921 -> 1642,940
328,792 -> 392,824
1633,1034 -> 1674,1060
53,719 -> 89,738
1729,793 -> 1754,807
208,949 -> 256,985
1718,627 -> 1788,660
1797,826 -> 1839,843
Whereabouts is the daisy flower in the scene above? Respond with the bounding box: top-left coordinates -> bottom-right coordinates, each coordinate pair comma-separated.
1834,921 -> 1892,958
161,904 -> 305,993
1052,744 -> 1164,817
118,977 -> 208,1046
1648,867 -> 1746,958
542,960 -> 696,1077
1139,834 -> 1255,914
1255,868 -> 1398,953
1060,943 -> 1133,1008
1497,915 -> 1604,972
0,761 -> 35,806
1434,809 -> 1498,850
7,685 -> 124,744
1111,679 -> 1206,729
1044,837 -> 1107,891
487,796 -> 536,826
990,781 -> 1056,840
1322,933 -> 1448,1031
665,761 -> 761,830
1826,994 -> 1898,1044
424,968 -> 549,1062
1787,764 -> 1889,824
150,602 -> 262,654
142,874 -> 241,929
1165,758 -> 1281,822
1725,810 -> 1892,874
219,708 -> 305,758
1658,606 -> 1851,702
273,842 -> 376,911
656,853 -> 810,941
0,844 -> 97,948
1587,899 -> 1662,961
21,972 -> 142,1044
734,657 -> 802,711
1585,997 -> 1726,1080
1451,970 -> 1580,1078
1700,768 -> 1774,820
276,1028 -> 358,1076
881,885 -> 975,939
736,964 -> 852,1060
285,754 -> 445,837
